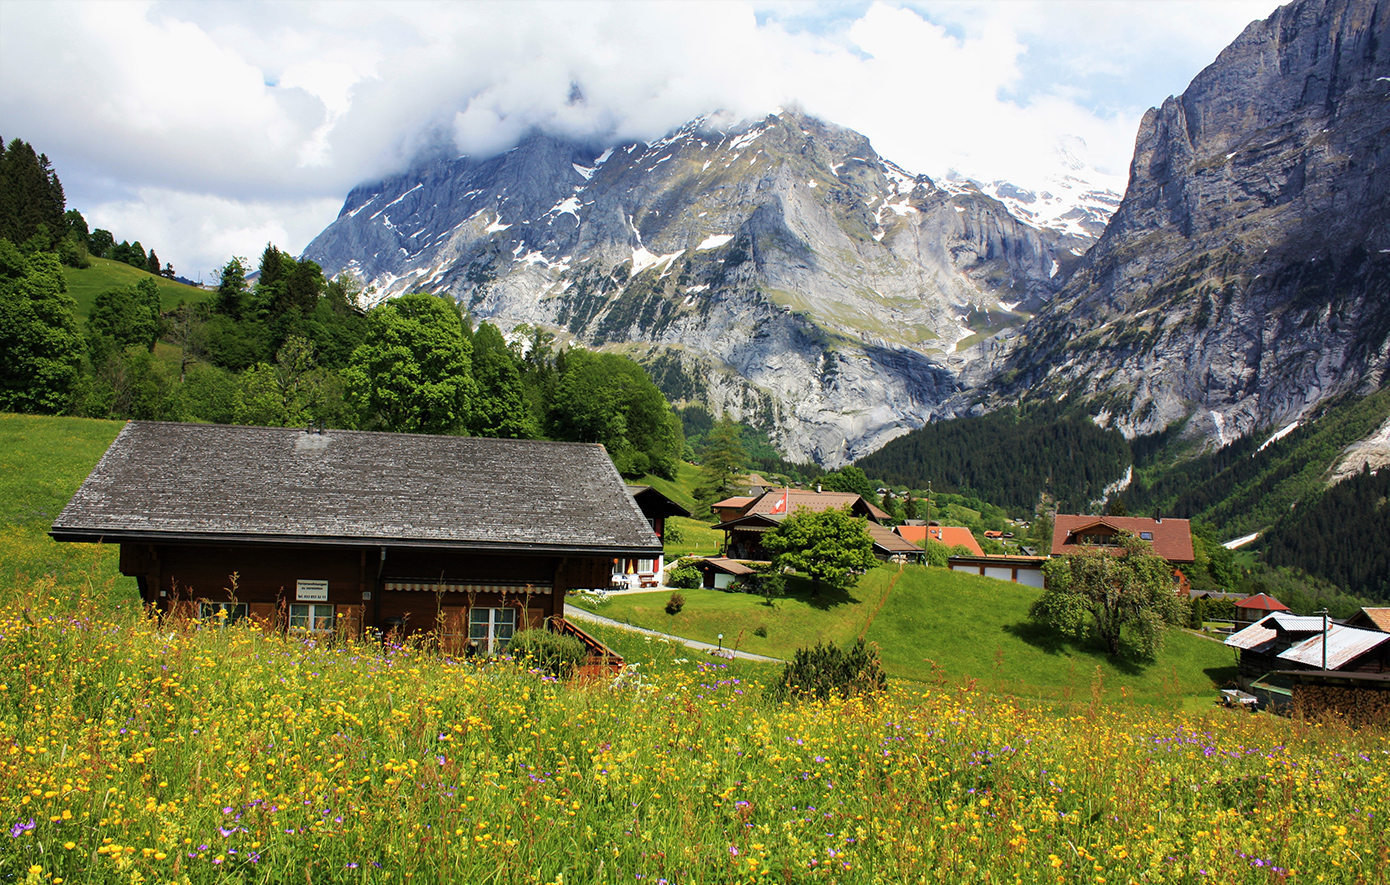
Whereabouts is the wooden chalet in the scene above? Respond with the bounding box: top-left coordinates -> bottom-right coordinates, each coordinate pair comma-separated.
1233,592 -> 1291,624
712,488 -> 890,561
618,485 -> 691,588
1226,612 -> 1390,717
1345,607 -> 1390,633
50,421 -> 661,665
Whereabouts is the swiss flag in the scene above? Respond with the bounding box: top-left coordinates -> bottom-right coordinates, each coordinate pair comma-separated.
770,489 -> 788,514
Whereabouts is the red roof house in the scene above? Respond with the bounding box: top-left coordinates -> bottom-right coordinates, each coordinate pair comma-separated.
1234,593 -> 1291,623
1051,515 -> 1195,563
895,524 -> 984,556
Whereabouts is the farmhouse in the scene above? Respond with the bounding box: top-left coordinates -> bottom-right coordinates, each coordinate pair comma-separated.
50,421 -> 661,657
617,485 -> 690,588
1225,611 -> 1390,717
1051,514 -> 1195,564
712,488 -> 890,561
895,524 -> 984,556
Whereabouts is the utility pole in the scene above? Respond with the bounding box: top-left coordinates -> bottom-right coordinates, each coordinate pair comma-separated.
925,480 -> 932,528
1316,608 -> 1329,671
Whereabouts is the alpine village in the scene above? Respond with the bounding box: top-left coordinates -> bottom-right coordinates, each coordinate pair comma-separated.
2,0 -> 1389,882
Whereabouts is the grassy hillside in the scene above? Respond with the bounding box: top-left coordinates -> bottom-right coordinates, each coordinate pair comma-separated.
573,565 -> 1234,709
61,256 -> 210,321
0,413 -> 135,608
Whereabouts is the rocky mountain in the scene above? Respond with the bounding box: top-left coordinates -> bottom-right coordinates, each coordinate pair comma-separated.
989,0 -> 1390,447
945,136 -> 1125,261
303,109 -> 1075,465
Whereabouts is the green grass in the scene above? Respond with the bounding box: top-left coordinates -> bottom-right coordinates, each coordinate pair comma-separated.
62,257 -> 210,321
0,413 -> 137,609
573,565 -> 1236,708
663,515 -> 724,557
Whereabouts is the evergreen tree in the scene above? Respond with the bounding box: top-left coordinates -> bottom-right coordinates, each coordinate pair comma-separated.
146,249 -> 161,276
0,138 -> 67,246
213,257 -> 249,320
468,322 -> 538,439
696,416 -> 747,508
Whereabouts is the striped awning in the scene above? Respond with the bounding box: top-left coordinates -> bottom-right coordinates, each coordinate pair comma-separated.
383,581 -> 552,595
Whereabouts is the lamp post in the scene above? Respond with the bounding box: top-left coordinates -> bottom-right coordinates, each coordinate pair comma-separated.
718,633 -> 724,652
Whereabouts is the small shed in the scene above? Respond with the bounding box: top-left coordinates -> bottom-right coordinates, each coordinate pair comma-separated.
694,556 -> 756,590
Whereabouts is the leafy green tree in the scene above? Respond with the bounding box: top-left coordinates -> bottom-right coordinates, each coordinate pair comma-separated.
88,278 -> 161,359
468,322 -> 538,438
172,362 -> 238,424
343,292 -> 476,434
822,466 -> 877,505
1032,533 -> 1188,658
547,350 -> 683,478
88,228 -> 114,259
0,239 -> 84,413
762,505 -> 878,595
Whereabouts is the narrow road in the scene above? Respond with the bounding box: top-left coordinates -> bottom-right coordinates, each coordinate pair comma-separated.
563,604 -> 786,664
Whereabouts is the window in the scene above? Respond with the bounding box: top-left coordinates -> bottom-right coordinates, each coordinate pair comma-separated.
469,607 -> 516,654
199,602 -> 248,625
1139,532 -> 1153,541
289,603 -> 335,633
637,558 -> 656,574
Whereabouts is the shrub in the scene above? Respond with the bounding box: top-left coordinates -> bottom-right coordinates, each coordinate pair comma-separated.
665,592 -> 686,614
753,625 -> 768,638
768,639 -> 887,702
507,628 -> 587,678
666,559 -> 702,590
732,562 -> 785,604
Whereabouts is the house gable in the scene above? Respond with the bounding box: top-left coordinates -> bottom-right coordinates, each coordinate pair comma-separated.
1050,514 -> 1195,563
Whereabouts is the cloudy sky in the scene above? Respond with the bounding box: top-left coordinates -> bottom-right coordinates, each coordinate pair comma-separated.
1,0 -> 1283,281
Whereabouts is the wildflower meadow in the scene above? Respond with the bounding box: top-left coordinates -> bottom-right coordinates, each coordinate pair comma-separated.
1,583 -> 1386,885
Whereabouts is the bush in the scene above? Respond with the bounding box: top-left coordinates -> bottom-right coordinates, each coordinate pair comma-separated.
768,639 -> 887,702
731,562 -> 785,603
507,628 -> 587,679
666,559 -> 702,589
753,625 -> 768,638
665,592 -> 686,615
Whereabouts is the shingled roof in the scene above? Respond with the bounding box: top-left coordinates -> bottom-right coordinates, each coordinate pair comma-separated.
51,422 -> 662,556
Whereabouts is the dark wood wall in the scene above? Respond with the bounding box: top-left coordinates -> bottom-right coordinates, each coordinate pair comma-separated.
120,541 -> 614,638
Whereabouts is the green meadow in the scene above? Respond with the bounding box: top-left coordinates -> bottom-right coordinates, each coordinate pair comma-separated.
2,413 -> 1384,884
61,257 -> 210,322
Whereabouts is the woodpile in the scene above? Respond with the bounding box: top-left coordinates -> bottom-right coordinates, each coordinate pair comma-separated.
1292,685 -> 1390,727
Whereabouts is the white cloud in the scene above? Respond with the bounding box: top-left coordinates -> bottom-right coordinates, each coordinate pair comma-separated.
0,0 -> 1284,274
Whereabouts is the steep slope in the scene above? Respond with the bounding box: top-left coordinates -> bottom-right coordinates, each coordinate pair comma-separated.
304,110 -> 1069,465
992,0 -> 1390,445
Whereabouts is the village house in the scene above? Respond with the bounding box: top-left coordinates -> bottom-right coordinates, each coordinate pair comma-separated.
1050,514 -> 1195,564
895,524 -> 984,556
615,485 -> 690,588
1233,592 -> 1291,624
50,421 -> 660,662
711,488 -> 891,561
1225,611 -> 1390,715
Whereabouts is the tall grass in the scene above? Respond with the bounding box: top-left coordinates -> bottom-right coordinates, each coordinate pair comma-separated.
2,582 -> 1385,884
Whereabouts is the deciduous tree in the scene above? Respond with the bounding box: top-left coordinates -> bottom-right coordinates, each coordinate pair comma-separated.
0,239 -> 84,413
763,506 -> 878,595
1032,533 -> 1187,658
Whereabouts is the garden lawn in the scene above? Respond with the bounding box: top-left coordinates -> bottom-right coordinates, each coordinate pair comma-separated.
575,565 -> 1237,709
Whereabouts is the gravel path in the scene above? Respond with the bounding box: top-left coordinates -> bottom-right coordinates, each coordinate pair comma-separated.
563,604 -> 786,664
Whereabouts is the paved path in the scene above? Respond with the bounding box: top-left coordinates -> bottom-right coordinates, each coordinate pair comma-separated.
563,604 -> 786,664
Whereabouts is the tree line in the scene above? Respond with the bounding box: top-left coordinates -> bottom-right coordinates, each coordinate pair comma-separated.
0,137 -> 175,277
854,402 -> 1132,514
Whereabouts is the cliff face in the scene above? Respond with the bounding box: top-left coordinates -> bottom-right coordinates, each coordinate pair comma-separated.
305,110 -> 1071,465
995,0 -> 1390,444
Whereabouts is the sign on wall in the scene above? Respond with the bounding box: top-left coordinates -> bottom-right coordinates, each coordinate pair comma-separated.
296,579 -> 329,602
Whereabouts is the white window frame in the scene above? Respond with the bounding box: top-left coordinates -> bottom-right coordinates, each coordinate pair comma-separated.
288,603 -> 335,633
469,607 -> 517,655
